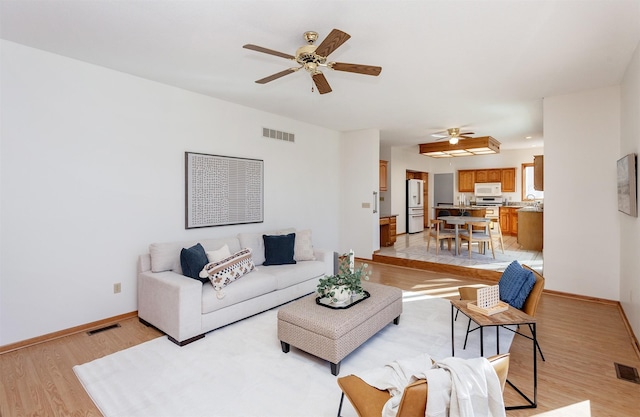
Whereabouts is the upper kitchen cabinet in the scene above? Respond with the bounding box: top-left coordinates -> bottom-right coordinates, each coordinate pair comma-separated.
379,160 -> 388,191
476,169 -> 502,183
458,167 -> 516,192
501,168 -> 516,192
458,170 -> 475,192
534,155 -> 544,191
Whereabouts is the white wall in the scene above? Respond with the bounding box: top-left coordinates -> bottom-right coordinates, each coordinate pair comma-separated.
0,41 -> 342,346
340,129 -> 380,259
543,86 -> 621,300
620,41 -> 640,338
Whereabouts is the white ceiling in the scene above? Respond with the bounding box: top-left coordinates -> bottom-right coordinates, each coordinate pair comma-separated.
2,0 -> 639,150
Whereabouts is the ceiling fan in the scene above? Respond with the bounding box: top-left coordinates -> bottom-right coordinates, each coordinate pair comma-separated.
243,29 -> 382,94
431,128 -> 476,144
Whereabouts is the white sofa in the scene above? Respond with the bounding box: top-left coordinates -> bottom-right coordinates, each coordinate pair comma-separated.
137,229 -> 334,345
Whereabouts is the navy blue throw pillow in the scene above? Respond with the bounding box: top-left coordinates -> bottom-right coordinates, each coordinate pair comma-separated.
498,260 -> 536,310
263,233 -> 297,266
180,243 -> 209,282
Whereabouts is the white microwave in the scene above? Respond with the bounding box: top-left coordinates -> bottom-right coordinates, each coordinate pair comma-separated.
474,182 -> 502,197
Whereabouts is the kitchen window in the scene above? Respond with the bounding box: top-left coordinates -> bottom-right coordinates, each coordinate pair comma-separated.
522,163 -> 543,200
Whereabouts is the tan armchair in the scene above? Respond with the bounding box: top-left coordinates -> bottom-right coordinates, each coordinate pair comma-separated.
336,353 -> 510,417
458,264 -> 545,360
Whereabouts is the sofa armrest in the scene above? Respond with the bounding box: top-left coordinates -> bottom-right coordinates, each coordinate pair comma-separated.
138,270 -> 203,343
313,248 -> 335,277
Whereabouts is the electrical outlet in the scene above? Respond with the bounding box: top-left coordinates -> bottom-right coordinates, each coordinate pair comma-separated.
113,283 -> 121,294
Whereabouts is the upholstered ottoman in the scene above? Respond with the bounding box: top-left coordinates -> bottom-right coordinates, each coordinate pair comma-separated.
277,282 -> 403,375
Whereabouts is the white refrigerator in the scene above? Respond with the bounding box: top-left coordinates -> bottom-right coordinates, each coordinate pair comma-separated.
407,179 -> 424,233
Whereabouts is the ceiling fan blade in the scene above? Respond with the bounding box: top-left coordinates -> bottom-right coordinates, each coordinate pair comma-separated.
330,62 -> 382,76
460,131 -> 475,136
255,68 -> 297,84
314,29 -> 351,57
312,73 -> 332,94
243,44 -> 295,60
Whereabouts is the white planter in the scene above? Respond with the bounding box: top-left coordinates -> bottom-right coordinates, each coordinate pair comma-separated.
330,285 -> 351,305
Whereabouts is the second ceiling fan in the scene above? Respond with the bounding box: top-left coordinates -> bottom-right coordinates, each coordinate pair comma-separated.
431,128 -> 475,144
243,29 -> 382,94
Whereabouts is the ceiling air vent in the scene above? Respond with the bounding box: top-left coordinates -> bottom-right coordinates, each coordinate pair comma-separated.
263,127 -> 295,143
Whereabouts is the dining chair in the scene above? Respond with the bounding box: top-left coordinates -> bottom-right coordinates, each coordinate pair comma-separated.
336,353 -> 510,417
488,218 -> 505,253
458,221 -> 495,259
426,219 -> 455,255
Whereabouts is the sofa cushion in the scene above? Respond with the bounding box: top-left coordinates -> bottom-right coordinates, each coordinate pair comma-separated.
263,233 -> 297,266
261,260 -> 326,290
238,228 -> 295,266
206,244 -> 231,263
149,237 -> 241,274
150,241 -> 184,273
499,261 -> 536,310
180,243 -> 209,282
201,270 -> 278,314
201,248 -> 255,298
294,229 -> 316,261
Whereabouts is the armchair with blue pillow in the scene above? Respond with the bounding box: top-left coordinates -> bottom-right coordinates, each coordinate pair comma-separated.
458,260 -> 545,360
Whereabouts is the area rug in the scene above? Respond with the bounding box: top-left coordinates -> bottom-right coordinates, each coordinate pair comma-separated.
396,243 -> 519,270
74,293 -> 514,417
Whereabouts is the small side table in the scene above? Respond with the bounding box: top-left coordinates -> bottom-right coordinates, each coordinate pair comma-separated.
451,300 -> 538,409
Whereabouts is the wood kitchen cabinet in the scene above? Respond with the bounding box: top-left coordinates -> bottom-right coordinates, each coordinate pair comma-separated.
518,210 -> 543,250
458,170 -> 475,192
534,155 -> 544,191
380,215 -> 397,247
474,169 -> 501,183
379,160 -> 388,191
458,167 -> 517,192
501,168 -> 516,192
500,207 -> 519,236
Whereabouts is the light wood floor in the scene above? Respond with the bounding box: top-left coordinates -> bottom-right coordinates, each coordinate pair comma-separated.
1,262 -> 639,417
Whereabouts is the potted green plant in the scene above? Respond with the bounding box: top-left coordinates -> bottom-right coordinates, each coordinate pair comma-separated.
317,250 -> 372,305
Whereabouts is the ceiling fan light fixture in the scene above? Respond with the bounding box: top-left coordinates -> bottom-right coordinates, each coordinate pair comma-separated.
423,151 -> 453,158
449,137 -> 459,145
419,136 -> 501,158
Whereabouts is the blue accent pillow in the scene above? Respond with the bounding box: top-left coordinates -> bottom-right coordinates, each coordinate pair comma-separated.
180,243 -> 209,282
498,261 -> 536,310
263,233 -> 297,266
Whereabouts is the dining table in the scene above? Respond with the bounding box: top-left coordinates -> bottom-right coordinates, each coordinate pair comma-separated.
437,216 -> 491,256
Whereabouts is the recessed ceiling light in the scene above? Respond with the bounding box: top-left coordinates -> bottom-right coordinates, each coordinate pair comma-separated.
525,136 -> 533,139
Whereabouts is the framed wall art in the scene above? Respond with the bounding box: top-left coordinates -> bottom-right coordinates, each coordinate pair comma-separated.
617,153 -> 637,217
185,152 -> 264,228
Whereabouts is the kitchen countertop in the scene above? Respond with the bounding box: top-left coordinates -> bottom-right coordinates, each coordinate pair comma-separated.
433,205 -> 489,210
380,214 -> 399,217
517,207 -> 543,213
434,204 -> 541,211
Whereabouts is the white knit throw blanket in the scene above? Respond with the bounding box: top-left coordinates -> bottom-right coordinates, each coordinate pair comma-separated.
428,357 -> 506,417
356,355 -> 505,417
